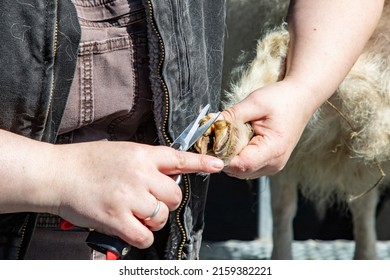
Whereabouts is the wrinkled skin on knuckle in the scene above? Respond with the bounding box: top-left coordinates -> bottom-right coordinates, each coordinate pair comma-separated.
174,151 -> 188,171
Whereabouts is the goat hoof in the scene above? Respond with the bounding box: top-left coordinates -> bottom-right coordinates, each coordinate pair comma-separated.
194,116 -> 254,165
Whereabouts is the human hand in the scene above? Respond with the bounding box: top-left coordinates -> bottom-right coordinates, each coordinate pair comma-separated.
44,141 -> 224,248
0,130 -> 223,249
220,80 -> 318,179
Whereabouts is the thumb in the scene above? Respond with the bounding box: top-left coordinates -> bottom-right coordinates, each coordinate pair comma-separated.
220,97 -> 258,124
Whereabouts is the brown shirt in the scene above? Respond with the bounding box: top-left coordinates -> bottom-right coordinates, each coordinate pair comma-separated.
26,0 -> 158,260
58,0 -> 156,144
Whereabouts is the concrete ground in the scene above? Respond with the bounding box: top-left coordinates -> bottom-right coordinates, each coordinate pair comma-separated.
200,239 -> 390,260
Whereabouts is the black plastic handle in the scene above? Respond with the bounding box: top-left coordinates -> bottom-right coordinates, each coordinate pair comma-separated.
85,231 -> 131,259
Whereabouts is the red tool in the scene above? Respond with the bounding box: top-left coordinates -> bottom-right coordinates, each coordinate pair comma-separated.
59,218 -> 128,260
59,219 -> 74,230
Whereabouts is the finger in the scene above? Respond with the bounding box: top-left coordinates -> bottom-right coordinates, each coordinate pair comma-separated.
104,212 -> 154,249
223,139 -> 283,179
156,147 -> 224,175
119,216 -> 154,249
142,201 -> 170,231
148,176 -> 182,211
222,88 -> 275,125
132,195 -> 162,220
221,99 -> 256,124
207,112 -> 224,121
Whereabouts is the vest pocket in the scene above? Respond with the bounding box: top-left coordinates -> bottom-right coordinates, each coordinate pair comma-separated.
59,1 -> 149,135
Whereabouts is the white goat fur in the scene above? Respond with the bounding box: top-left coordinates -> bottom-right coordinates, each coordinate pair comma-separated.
223,1 -> 390,259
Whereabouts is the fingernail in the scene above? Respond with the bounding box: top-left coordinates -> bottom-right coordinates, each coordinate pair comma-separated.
209,158 -> 224,170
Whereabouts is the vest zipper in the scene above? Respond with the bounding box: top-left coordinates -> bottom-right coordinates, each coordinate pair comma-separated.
145,0 -> 188,260
15,215 -> 30,259
42,0 -> 59,140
